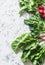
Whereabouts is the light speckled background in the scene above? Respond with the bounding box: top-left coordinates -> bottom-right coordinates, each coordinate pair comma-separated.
0,0 -> 30,65
0,0 -> 45,65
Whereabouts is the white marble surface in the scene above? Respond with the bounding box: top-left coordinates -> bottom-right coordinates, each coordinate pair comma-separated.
0,0 -> 30,65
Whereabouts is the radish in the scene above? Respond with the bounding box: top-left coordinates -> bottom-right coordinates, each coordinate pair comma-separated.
42,13 -> 45,18
38,5 -> 44,10
39,9 -> 44,14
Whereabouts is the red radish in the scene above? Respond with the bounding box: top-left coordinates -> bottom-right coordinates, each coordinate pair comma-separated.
42,13 -> 45,18
39,9 -> 44,14
38,5 -> 44,10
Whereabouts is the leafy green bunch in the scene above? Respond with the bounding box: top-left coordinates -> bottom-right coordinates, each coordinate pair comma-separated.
19,0 -> 45,14
11,0 -> 45,65
12,15 -> 45,65
24,15 -> 45,38
12,32 -> 45,65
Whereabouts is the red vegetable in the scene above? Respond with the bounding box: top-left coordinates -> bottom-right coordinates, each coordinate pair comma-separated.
38,5 -> 44,10
42,13 -> 45,18
39,9 -> 44,14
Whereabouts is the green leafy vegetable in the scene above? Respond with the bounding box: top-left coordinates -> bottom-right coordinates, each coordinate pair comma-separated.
11,33 -> 31,52
11,0 -> 45,65
11,15 -> 45,65
24,15 -> 45,38
12,32 -> 45,65
19,0 -> 45,14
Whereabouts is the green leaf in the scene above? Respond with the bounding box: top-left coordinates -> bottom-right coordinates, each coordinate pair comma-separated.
19,0 -> 45,14
24,15 -> 45,38
11,33 -> 31,52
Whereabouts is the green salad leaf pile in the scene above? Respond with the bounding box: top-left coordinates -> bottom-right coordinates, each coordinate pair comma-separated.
12,15 -> 45,65
24,15 -> 45,38
11,0 -> 45,65
19,0 -> 45,14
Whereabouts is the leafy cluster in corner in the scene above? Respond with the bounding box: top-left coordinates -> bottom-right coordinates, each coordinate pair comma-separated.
24,15 -> 45,38
11,0 -> 45,65
12,33 -> 45,65
19,0 -> 45,14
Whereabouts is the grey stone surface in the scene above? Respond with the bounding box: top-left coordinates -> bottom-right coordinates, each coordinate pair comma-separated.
0,0 -> 30,65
